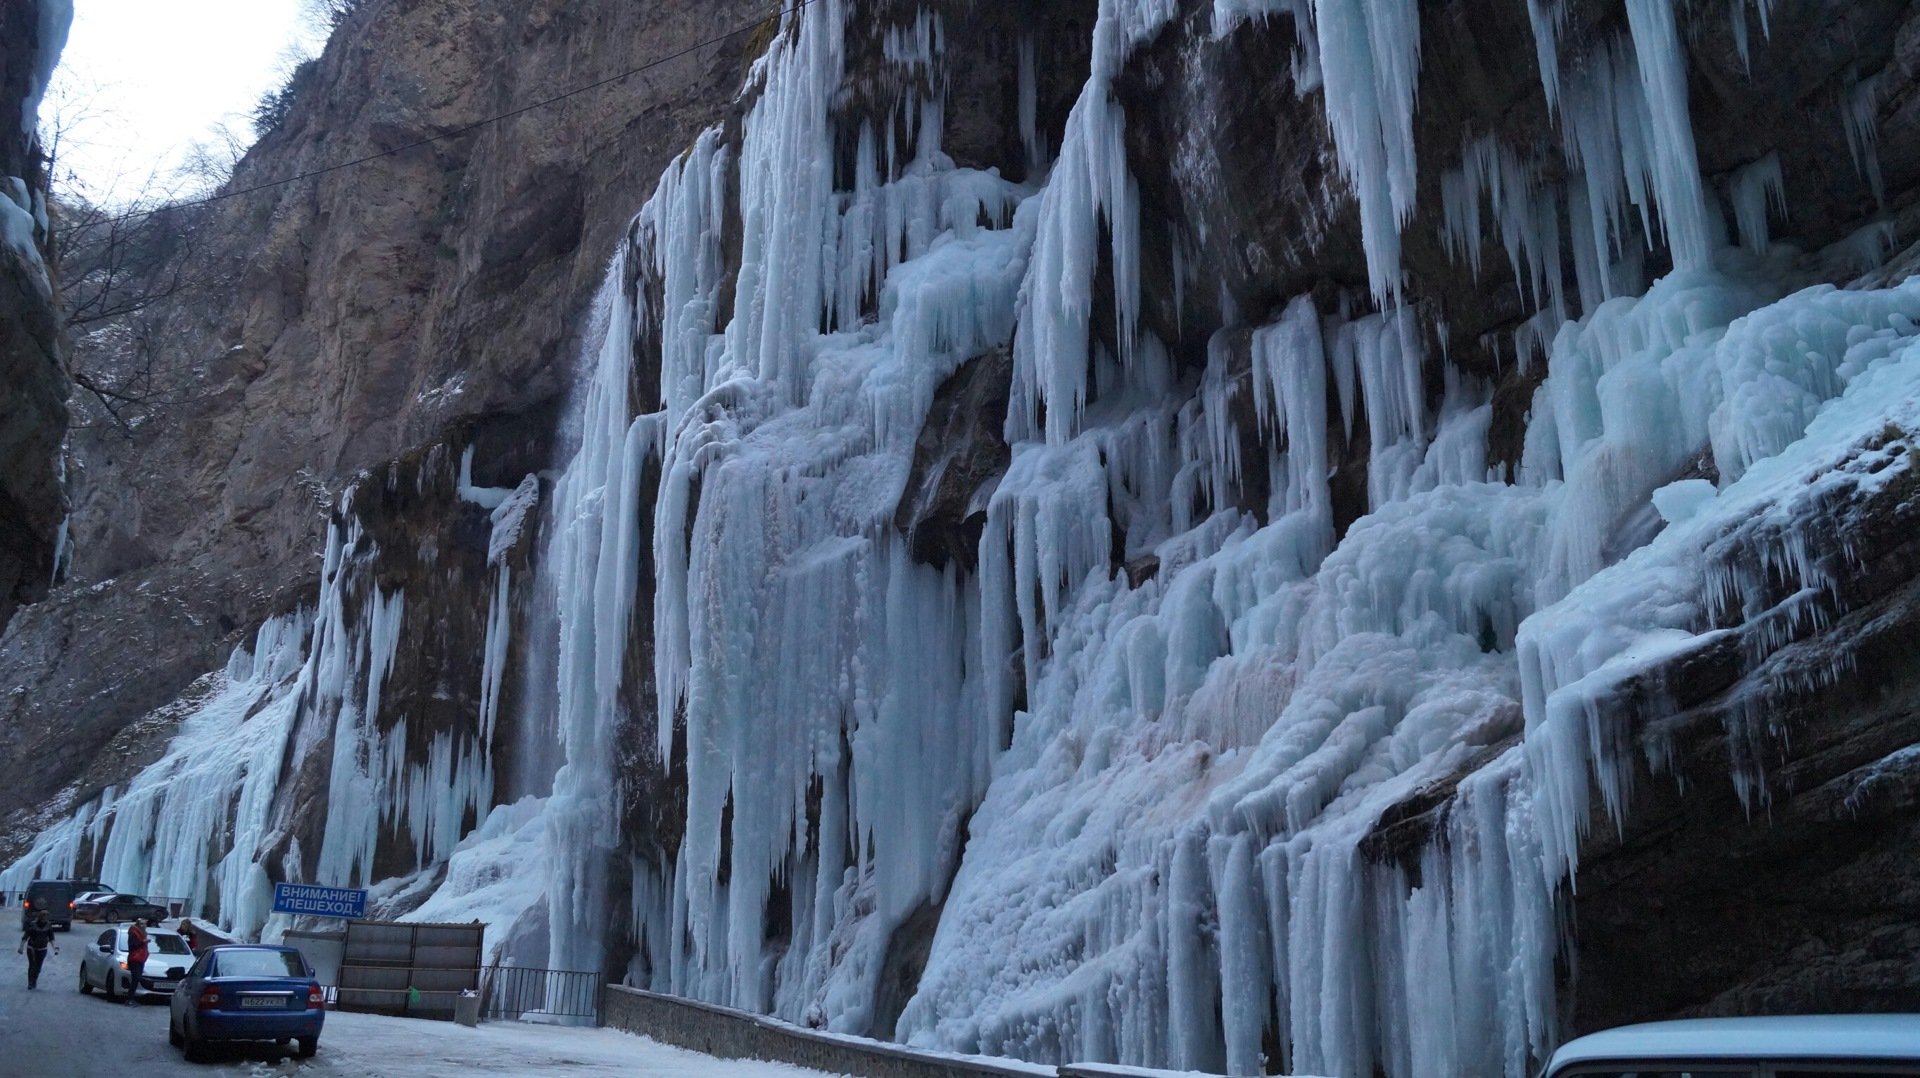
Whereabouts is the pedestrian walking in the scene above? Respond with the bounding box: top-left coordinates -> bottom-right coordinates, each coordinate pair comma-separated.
18,910 -> 57,989
124,917 -> 150,1004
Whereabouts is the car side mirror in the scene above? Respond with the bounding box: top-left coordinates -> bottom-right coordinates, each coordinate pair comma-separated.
97,944 -> 110,953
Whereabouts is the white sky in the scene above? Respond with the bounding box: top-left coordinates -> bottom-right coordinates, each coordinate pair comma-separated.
42,0 -> 325,205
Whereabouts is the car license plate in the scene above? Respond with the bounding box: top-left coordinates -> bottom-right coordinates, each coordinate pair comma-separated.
240,996 -> 285,1009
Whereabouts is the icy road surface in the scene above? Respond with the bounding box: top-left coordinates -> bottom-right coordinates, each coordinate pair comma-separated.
0,930 -> 845,1076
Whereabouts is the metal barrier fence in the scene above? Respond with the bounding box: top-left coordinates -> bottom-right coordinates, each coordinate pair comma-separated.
480,965 -> 602,1024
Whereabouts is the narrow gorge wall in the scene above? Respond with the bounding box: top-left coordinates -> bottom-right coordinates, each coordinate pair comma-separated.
7,1 -> 1920,1076
0,0 -> 72,635
0,0 -> 767,852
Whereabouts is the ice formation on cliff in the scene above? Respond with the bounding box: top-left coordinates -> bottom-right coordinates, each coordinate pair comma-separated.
7,0 -> 1917,1075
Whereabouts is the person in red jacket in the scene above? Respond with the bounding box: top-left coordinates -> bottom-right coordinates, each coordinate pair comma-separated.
125,918 -> 150,1005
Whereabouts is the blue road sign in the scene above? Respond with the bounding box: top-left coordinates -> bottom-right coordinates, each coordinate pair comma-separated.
271,882 -> 367,919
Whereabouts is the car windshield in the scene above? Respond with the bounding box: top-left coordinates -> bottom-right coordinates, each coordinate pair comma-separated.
215,950 -> 306,978
1559,1060 -> 1758,1068
115,930 -> 191,955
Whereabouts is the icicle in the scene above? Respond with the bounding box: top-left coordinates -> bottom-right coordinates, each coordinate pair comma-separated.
1525,0 -> 1566,114
1729,152 -> 1787,254
1309,0 -> 1422,302
1250,296 -> 1335,523
1623,0 -> 1712,270
1842,69 -> 1886,208
1438,135 -> 1568,322
1214,0 -> 1321,92
1017,35 -> 1047,176
1725,0 -> 1778,73
1011,83 -> 1149,444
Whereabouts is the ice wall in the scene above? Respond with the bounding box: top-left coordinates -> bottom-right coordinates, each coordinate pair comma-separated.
1,476 -> 515,941
553,2 -> 1039,1022
547,0 -> 1920,1074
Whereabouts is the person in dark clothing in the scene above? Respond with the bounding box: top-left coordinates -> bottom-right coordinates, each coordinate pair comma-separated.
124,918 -> 149,1004
18,911 -> 57,989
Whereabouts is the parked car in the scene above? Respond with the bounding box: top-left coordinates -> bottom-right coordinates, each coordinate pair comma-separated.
78,924 -> 195,1000
168,945 -> 325,1062
1544,1014 -> 1920,1076
20,879 -> 74,930
69,892 -> 120,922
74,892 -> 169,924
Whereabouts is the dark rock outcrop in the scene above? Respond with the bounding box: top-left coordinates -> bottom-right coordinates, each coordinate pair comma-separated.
0,0 -> 69,635
894,346 -> 1014,573
1564,436 -> 1920,1032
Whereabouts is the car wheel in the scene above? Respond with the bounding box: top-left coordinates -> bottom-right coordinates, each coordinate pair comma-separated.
169,1015 -> 183,1047
102,969 -> 117,1000
78,965 -> 92,995
295,1036 -> 318,1058
183,1029 -> 209,1063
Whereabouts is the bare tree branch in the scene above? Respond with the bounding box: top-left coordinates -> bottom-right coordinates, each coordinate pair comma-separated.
40,72 -> 240,435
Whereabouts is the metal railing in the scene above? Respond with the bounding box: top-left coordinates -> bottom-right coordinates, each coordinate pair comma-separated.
480,965 -> 602,1024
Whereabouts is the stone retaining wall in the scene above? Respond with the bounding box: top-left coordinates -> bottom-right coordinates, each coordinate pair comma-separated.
603,985 -> 1058,1078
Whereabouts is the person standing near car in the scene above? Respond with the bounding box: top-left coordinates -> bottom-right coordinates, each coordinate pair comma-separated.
124,917 -> 150,1004
17,910 -> 57,989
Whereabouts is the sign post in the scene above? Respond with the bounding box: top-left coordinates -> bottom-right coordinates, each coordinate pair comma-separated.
271,882 -> 368,920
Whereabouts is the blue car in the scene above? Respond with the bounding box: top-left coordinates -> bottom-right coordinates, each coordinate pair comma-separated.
167,945 -> 325,1062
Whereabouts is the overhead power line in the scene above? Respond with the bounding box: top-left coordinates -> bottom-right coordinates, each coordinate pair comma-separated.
69,0 -> 814,235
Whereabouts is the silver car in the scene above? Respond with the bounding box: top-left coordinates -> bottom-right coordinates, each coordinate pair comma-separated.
1544,1014 -> 1920,1076
77,925 -> 195,1000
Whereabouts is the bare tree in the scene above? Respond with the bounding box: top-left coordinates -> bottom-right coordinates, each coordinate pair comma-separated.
301,0 -> 365,31
39,75 -> 231,433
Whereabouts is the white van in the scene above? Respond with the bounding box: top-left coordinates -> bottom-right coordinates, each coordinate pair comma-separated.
1545,1015 -> 1920,1077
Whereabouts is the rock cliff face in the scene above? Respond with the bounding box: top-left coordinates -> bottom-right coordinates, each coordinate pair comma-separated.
0,0 -> 766,843
0,0 -> 71,636
6,0 -> 1920,1074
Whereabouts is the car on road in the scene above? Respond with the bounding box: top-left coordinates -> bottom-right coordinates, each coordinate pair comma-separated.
20,879 -> 75,930
73,892 -> 169,924
1544,1014 -> 1920,1076
78,925 -> 195,1000
168,945 -> 325,1062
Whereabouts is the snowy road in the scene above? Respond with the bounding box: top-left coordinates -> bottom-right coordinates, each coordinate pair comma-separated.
0,924 -> 844,1077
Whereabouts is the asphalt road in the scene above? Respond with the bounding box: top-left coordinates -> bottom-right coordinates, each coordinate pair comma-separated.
0,916 -> 840,1076
0,917 -> 325,1076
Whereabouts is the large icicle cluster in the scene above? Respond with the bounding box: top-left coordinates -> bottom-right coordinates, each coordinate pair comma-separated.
2,479 -> 517,942
546,2 -> 1041,1023
554,0 -> 1914,1073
